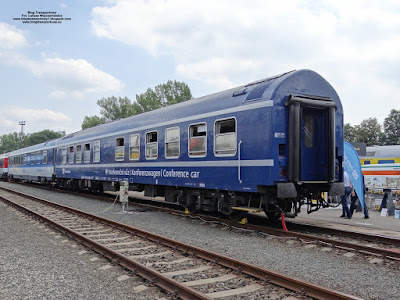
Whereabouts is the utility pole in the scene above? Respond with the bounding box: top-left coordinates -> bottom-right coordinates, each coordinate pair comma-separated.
19,121 -> 25,148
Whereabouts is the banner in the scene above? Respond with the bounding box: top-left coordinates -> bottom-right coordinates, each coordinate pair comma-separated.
344,141 -> 364,209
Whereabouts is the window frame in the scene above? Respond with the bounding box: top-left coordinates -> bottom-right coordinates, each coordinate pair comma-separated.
145,131 -> 158,160
61,147 -> 67,164
68,146 -> 75,164
76,145 -> 82,163
214,117 -> 237,157
129,134 -> 140,161
43,150 -> 47,164
84,143 -> 91,163
188,122 -> 207,158
93,141 -> 100,163
165,127 -> 180,159
115,137 -> 125,161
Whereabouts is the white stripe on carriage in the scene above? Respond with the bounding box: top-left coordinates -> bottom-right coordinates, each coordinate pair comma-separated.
55,159 -> 274,169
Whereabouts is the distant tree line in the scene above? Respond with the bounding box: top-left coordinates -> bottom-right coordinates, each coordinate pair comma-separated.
345,109 -> 400,146
0,130 -> 64,154
82,80 -> 192,129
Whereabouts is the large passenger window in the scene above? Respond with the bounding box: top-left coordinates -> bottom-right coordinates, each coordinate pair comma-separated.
189,123 -> 207,157
146,131 -> 158,159
215,118 -> 237,156
115,138 -> 124,161
165,127 -> 180,158
93,141 -> 100,162
68,146 -> 74,163
129,134 -> 140,160
84,143 -> 91,163
76,145 -> 82,163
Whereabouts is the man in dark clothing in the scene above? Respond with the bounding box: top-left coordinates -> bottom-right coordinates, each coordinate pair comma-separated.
350,174 -> 369,219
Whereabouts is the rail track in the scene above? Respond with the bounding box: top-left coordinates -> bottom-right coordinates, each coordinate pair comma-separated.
0,186 -> 360,300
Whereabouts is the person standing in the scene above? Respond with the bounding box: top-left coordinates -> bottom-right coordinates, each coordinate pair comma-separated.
350,174 -> 369,219
341,170 -> 352,219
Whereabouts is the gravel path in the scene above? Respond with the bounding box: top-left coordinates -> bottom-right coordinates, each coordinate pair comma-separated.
1,181 -> 399,299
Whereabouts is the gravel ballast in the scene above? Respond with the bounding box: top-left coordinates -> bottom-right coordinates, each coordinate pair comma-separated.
1,181 -> 399,300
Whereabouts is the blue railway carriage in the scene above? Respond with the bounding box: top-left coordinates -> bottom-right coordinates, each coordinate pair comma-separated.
52,69 -> 344,219
8,140 -> 56,184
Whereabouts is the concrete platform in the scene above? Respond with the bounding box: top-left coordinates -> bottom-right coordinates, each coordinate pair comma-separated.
292,204 -> 400,239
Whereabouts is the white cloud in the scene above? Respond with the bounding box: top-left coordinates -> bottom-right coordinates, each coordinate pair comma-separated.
0,22 -> 124,99
29,57 -> 125,99
91,0 -> 400,125
0,22 -> 28,49
0,107 -> 72,134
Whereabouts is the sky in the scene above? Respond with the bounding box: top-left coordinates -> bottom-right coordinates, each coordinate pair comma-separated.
0,0 -> 399,136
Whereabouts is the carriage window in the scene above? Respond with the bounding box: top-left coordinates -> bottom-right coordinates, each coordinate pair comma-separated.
84,143 -> 91,163
146,131 -> 158,159
62,147 -> 67,164
93,141 -> 100,162
43,150 -> 47,164
363,160 -> 370,165
36,152 -> 41,164
23,155 -> 27,165
76,145 -> 82,163
189,123 -> 207,157
68,146 -> 74,163
129,134 -> 140,160
116,138 -> 124,161
215,118 -> 236,156
378,159 -> 394,164
165,127 -> 180,158
304,113 -> 314,148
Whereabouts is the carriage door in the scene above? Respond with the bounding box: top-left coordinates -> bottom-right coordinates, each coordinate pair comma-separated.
301,107 -> 327,181
287,96 -> 336,184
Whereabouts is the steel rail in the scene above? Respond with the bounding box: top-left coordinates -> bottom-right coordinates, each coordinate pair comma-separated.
0,186 -> 361,300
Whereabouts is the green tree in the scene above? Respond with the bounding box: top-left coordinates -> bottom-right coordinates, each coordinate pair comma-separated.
344,123 -> 357,142
82,115 -> 106,130
383,109 -> 400,145
82,80 -> 192,129
97,96 -> 140,122
0,132 -> 22,153
24,130 -> 63,147
355,118 -> 382,146
136,80 -> 192,112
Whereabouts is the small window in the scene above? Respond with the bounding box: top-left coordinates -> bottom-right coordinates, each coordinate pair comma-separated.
23,155 -> 27,165
304,113 -> 314,148
36,152 -> 40,165
76,145 -> 82,163
42,151 -> 47,164
189,123 -> 207,157
84,143 -> 91,163
61,147 -> 67,164
378,159 -> 394,164
129,134 -> 140,160
146,131 -> 158,159
115,138 -> 124,161
215,118 -> 236,156
165,127 -> 180,158
93,141 -> 100,162
68,146 -> 74,163
363,160 -> 370,165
